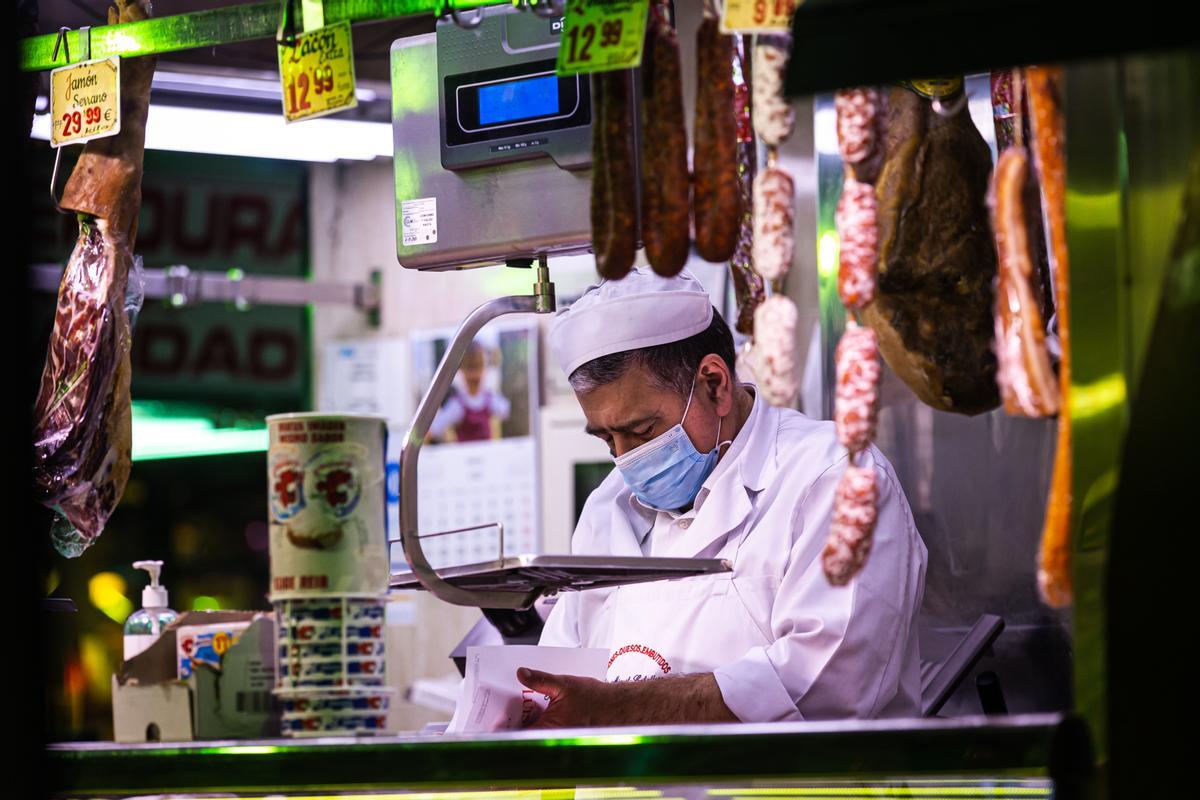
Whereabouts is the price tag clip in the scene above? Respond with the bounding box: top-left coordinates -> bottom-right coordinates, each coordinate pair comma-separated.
720,0 -> 798,34
276,12 -> 359,124
556,0 -> 651,77
50,24 -> 118,215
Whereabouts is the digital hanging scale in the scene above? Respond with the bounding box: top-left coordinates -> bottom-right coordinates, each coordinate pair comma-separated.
391,5 -> 637,271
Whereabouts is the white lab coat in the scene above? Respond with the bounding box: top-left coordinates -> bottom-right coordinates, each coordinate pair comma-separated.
539,390 -> 927,721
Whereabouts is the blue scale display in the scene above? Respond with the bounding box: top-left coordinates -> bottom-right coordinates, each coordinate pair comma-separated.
435,9 -> 592,171
477,74 -> 561,126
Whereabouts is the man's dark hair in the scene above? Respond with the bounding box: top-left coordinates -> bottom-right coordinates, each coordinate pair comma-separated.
568,306 -> 737,397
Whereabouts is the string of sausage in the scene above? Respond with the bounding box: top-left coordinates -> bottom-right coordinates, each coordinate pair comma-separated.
751,39 -> 796,286
693,16 -> 741,263
824,87 -> 885,586
591,70 -> 638,280
1026,66 -> 1073,609
640,3 -> 690,277
744,35 -> 800,407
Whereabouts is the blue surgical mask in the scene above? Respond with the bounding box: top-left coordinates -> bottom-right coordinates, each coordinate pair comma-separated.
614,377 -> 731,511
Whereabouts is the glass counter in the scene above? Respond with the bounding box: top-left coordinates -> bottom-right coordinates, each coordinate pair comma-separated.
47,713 -> 1091,799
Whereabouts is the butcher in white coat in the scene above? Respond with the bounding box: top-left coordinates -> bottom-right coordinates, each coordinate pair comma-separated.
520,268 -> 927,725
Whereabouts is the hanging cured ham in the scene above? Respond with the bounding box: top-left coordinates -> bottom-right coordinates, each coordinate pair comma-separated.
33,0 -> 155,556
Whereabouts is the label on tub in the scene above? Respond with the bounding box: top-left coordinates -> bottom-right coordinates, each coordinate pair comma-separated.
267,414 -> 389,599
401,197 -> 437,246
177,622 -> 252,679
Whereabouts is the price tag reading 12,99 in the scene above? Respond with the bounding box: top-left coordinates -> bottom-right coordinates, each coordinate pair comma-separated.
277,21 -> 358,123
721,0 -> 799,33
556,0 -> 650,76
49,57 -> 121,148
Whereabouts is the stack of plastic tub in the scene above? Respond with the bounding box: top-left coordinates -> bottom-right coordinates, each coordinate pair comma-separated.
265,412 -> 394,737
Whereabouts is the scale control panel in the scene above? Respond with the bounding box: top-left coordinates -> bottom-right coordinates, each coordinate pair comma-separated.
437,9 -> 591,171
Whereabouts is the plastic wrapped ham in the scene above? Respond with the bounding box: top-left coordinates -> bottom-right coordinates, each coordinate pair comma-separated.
727,37 -> 765,335
32,0 -> 155,556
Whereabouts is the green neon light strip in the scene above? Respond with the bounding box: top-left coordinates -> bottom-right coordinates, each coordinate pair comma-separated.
715,796 -> 1046,800
213,745 -> 281,755
130,401 -> 268,461
214,794 -> 672,800
20,0 -> 518,72
708,789 -> 1050,797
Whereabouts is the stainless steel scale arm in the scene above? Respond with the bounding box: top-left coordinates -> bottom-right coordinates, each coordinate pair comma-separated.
396,258 -> 555,608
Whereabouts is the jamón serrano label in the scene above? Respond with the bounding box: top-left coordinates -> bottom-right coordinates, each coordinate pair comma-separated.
556,0 -> 650,76
277,22 -> 358,123
50,57 -> 121,148
721,0 -> 798,33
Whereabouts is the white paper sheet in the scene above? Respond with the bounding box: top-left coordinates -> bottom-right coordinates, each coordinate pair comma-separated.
445,645 -> 609,733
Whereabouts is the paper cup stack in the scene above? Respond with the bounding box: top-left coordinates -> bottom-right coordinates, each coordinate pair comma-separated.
265,413 -> 393,737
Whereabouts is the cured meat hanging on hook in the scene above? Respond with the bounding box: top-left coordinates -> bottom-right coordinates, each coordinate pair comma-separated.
640,3 -> 690,276
33,0 -> 156,557
990,145 -> 1060,418
822,86 -> 888,586
591,70 -> 638,280
1025,65 -> 1074,609
728,38 -> 765,334
861,83 -> 1000,415
693,16 -> 741,263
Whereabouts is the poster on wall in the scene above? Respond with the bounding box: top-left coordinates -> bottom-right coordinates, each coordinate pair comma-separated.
391,319 -> 541,574
317,338 -> 414,551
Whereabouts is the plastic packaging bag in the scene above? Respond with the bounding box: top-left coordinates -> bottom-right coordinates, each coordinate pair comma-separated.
34,219 -> 141,557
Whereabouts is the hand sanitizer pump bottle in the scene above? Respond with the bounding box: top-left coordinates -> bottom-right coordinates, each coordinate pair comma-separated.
123,560 -> 179,661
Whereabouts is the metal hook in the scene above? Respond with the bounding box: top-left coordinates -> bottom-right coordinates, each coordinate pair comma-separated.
931,90 -> 969,118
50,148 -> 70,215
445,1 -> 485,29
276,0 -> 299,46
49,25 -> 91,216
52,27 -> 71,64
529,0 -> 566,19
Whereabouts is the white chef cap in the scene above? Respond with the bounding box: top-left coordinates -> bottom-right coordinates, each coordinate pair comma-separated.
549,266 -> 714,377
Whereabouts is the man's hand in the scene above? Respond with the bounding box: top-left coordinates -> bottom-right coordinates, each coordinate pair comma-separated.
516,667 -> 739,729
516,668 -> 611,728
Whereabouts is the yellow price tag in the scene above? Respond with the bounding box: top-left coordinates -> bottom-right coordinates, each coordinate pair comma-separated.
49,57 -> 121,148
277,21 -> 358,123
556,0 -> 650,77
721,0 -> 799,33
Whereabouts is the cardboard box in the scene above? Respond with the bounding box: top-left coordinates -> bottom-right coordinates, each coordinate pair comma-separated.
112,611 -> 279,743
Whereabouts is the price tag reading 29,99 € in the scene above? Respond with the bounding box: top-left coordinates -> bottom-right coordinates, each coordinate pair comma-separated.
50,57 -> 121,148
556,0 -> 650,76
277,21 -> 358,123
721,0 -> 798,33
